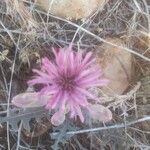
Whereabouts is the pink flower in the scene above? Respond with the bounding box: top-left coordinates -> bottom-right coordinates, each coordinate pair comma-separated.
12,46 -> 112,126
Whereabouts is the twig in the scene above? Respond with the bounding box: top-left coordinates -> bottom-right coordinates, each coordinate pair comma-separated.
52,116 -> 150,136
16,121 -> 23,150
0,21 -> 20,150
35,9 -> 150,62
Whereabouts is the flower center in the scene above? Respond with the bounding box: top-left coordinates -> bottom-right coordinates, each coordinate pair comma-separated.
58,75 -> 76,91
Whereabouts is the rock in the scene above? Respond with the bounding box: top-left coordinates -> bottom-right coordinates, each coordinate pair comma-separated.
138,31 -> 150,49
97,38 -> 132,95
36,0 -> 108,20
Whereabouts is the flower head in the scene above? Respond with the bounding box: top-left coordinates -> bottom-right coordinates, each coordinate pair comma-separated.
12,46 -> 112,126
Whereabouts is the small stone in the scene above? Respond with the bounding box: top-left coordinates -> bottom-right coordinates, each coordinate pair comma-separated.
36,0 -> 108,20
138,31 -> 150,48
97,38 -> 132,95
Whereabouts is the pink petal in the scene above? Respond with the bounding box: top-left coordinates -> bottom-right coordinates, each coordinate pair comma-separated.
82,58 -> 96,69
39,86 -> 57,95
79,79 -> 109,88
76,87 -> 98,100
46,92 -> 61,109
58,92 -> 67,112
52,48 -> 58,57
76,50 -> 83,64
81,52 -> 96,69
68,51 -> 75,72
78,73 -> 100,85
88,104 -> 112,122
32,69 -> 51,79
70,92 -> 89,107
55,48 -> 65,66
42,57 -> 58,76
51,111 -> 65,126
12,92 -> 50,108
82,52 -> 93,65
67,101 -> 76,118
28,77 -> 51,85
74,105 -> 84,123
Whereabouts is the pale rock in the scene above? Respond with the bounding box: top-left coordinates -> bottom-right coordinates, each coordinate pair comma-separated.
139,31 -> 150,48
36,0 -> 108,20
97,38 -> 132,95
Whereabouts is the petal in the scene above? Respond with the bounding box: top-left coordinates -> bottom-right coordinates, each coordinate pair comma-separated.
39,85 -> 58,95
32,69 -> 52,80
68,51 -> 75,73
74,105 -> 84,123
76,87 -> 98,100
27,77 -> 52,86
76,50 -> 83,64
42,57 -> 58,76
70,92 -> 89,107
76,69 -> 92,80
88,104 -> 112,122
82,58 -> 96,69
46,92 -> 61,109
58,92 -> 67,112
82,52 -> 93,65
67,100 -> 76,118
51,111 -> 65,126
12,92 -> 50,108
77,65 -> 101,81
55,48 -> 65,66
78,73 -> 100,85
79,79 -> 109,88
81,52 -> 96,69
52,48 -> 58,57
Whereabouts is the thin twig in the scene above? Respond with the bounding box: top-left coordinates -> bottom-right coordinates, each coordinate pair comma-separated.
0,21 -> 20,150
52,116 -> 150,136
35,9 -> 150,62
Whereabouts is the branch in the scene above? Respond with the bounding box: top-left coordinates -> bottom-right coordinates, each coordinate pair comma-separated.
51,116 -> 150,136
35,9 -> 150,62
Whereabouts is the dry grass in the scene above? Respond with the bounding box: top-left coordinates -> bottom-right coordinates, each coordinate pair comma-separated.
0,0 -> 150,149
